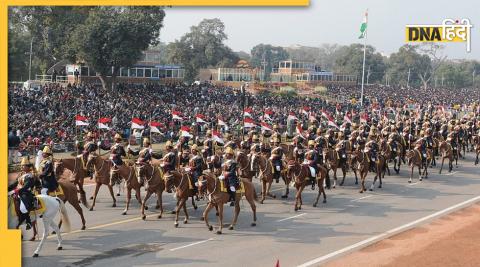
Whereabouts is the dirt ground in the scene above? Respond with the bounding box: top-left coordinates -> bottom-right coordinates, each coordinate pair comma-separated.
325,203 -> 480,267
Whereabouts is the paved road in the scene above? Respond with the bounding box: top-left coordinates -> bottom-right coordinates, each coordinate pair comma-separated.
20,153 -> 480,267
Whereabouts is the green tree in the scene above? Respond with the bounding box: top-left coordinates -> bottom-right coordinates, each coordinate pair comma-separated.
71,7 -> 165,90
166,18 -> 238,83
386,44 -> 430,87
334,44 -> 386,83
250,44 -> 289,80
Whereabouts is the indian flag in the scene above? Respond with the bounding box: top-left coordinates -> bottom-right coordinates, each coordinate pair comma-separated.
359,10 -> 368,39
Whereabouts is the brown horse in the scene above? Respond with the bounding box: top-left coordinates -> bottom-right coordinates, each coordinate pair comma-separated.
163,169 -> 198,227
286,160 -> 327,211
54,157 -> 89,205
386,138 -> 403,174
251,154 -> 276,204
236,151 -> 255,181
406,148 -> 432,183
198,173 -> 257,234
116,164 -> 145,215
85,155 -> 117,210
353,150 -> 370,193
473,136 -> 480,165
135,163 -> 165,220
280,143 -> 295,160
324,147 -> 348,188
438,141 -> 456,174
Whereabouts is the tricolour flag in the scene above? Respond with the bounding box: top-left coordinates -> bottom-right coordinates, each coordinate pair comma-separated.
327,116 -> 340,129
181,126 -> 192,138
172,110 -> 183,121
150,121 -> 163,134
131,118 -> 145,129
302,106 -> 310,115
212,130 -> 224,144
343,113 -> 352,124
196,114 -> 207,123
244,107 -> 253,117
321,109 -> 330,119
244,117 -> 256,128
218,118 -> 227,127
287,112 -> 297,121
260,122 -> 272,132
264,109 -> 273,121
98,117 -> 111,130
75,115 -> 89,126
360,112 -> 368,123
359,10 -> 368,39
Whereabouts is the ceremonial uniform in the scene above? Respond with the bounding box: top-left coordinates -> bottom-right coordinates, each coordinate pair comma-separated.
221,147 -> 239,204
162,141 -> 177,174
203,130 -> 214,157
270,137 -> 283,183
8,158 -> 36,229
38,146 -> 58,195
189,145 -> 203,186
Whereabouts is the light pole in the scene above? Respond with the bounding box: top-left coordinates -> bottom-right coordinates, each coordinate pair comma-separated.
28,37 -> 33,80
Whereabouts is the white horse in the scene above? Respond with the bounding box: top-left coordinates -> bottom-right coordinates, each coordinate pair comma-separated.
8,194 -> 71,257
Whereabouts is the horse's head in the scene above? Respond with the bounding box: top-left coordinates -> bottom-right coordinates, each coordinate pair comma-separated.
86,153 -> 98,170
164,172 -> 177,193
196,175 -> 209,195
286,159 -> 298,177
54,160 -> 65,177
135,163 -> 148,187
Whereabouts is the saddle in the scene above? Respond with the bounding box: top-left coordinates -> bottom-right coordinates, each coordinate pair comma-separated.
220,180 -> 245,194
9,195 -> 45,218
47,185 -> 64,197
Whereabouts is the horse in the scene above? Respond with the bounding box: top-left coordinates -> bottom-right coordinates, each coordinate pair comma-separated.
280,143 -> 295,160
197,173 -> 257,234
286,160 -> 327,211
406,148 -> 432,183
251,154 -> 276,204
163,169 -> 198,227
473,135 -> 480,165
353,150 -> 370,193
236,150 -> 255,181
438,141 -> 456,174
85,154 -> 118,210
323,147 -> 348,188
338,139 -> 357,186
116,163 -> 145,215
386,138 -> 403,174
8,194 -> 71,257
135,163 -> 165,220
54,157 -> 89,205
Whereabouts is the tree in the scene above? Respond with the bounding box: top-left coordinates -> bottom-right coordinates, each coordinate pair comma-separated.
166,18 -> 238,83
71,7 -> 165,90
250,44 -> 289,80
416,43 -> 447,90
334,44 -> 386,83
386,44 -> 429,87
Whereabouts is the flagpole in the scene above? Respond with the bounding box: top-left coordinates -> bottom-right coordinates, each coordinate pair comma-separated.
360,10 -> 368,107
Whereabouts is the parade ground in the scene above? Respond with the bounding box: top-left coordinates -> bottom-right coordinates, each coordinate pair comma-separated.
17,152 -> 480,267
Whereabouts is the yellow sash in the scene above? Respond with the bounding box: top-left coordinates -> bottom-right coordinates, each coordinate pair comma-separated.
9,196 -> 46,218
48,185 -> 64,197
220,180 -> 245,194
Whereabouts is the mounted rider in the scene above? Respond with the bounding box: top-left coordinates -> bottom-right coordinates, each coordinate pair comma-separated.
128,138 -> 161,165
161,141 -> 177,175
189,144 -> 203,195
293,135 -> 305,163
8,157 -> 37,230
304,140 -> 318,189
326,129 -> 336,149
101,133 -> 127,182
224,133 -> 237,149
269,136 -> 283,183
220,147 -> 240,205
202,130 -> 214,158
365,132 -> 379,172
335,132 -> 348,160
38,145 -> 58,195
82,132 -> 97,167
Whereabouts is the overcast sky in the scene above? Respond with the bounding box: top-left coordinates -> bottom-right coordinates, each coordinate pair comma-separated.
160,0 -> 479,60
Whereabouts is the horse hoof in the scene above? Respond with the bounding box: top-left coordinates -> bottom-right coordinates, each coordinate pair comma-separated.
194,206 -> 198,210
184,220 -> 188,224
200,217 -> 205,221
359,191 -> 364,193
89,207 -> 94,211
174,223 -> 179,228
260,201 -> 264,204
298,206 -> 302,210
89,196 -> 93,200
116,193 -> 120,196
313,204 -> 317,207
142,215 -> 146,221
57,246 -> 62,250
122,211 -> 127,215
281,195 -> 288,199
323,200 -> 327,203
408,180 -> 412,184
81,226 -> 86,230
215,212 -> 219,216
29,237 -> 35,242
145,206 -> 149,210
216,230 -> 222,235
33,253 -> 39,258
340,183 -> 344,186
170,211 -> 176,215
112,203 -> 117,208
378,185 -> 382,189
229,225 -> 234,230
272,195 -> 276,199
294,207 -> 298,211
369,188 -> 373,191
251,222 -> 256,227
209,225 -> 213,231
52,231 -> 56,235
155,205 -> 160,209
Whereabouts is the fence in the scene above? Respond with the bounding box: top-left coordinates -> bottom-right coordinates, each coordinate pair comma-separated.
35,74 -> 69,83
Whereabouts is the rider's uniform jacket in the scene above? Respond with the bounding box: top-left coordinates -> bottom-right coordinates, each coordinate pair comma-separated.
84,141 -> 96,153
222,158 -> 239,187
162,151 -> 177,172
109,143 -> 126,166
39,158 -> 58,191
203,138 -> 213,157
305,149 -> 317,167
260,142 -> 271,155
8,173 -> 36,211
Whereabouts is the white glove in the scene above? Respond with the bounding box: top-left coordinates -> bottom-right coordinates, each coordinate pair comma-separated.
97,141 -> 102,146
75,140 -> 79,145
127,144 -> 131,150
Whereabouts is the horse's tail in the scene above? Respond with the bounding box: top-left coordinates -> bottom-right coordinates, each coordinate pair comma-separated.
57,197 -> 71,233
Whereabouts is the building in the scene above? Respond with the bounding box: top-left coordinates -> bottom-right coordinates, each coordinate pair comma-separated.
198,60 -> 260,87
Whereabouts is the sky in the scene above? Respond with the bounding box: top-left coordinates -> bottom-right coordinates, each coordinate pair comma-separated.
160,0 -> 479,60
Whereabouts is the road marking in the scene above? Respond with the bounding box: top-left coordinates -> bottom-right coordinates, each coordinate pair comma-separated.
297,194 -> 480,267
350,195 -> 372,202
169,238 -> 214,251
408,182 -> 420,186
444,171 -> 459,176
276,213 -> 306,222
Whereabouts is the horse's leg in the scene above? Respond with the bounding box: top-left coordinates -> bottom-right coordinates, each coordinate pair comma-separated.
418,165 -> 423,181
70,199 -> 86,230
89,183 -> 101,211
107,185 -> 117,207
298,185 -> 304,210
321,178 -> 327,203
313,179 -> 321,207
157,191 -> 163,219
182,198 -> 189,224
332,166 -> 337,188
229,195 -> 241,230
174,198 -> 184,228
216,203 -> 224,234
29,221 -> 38,241
49,219 -> 63,250
141,191 -> 152,220
266,180 -> 275,198
439,156 -> 445,174
281,176 -> 289,198
33,218 -> 50,257
246,194 -> 257,226
260,180 -> 266,204
359,171 -> 366,193
191,195 -> 198,210
409,165 -> 414,183
340,165 -> 347,186
203,202 -> 214,231
123,187 -> 132,215
370,172 -> 377,191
